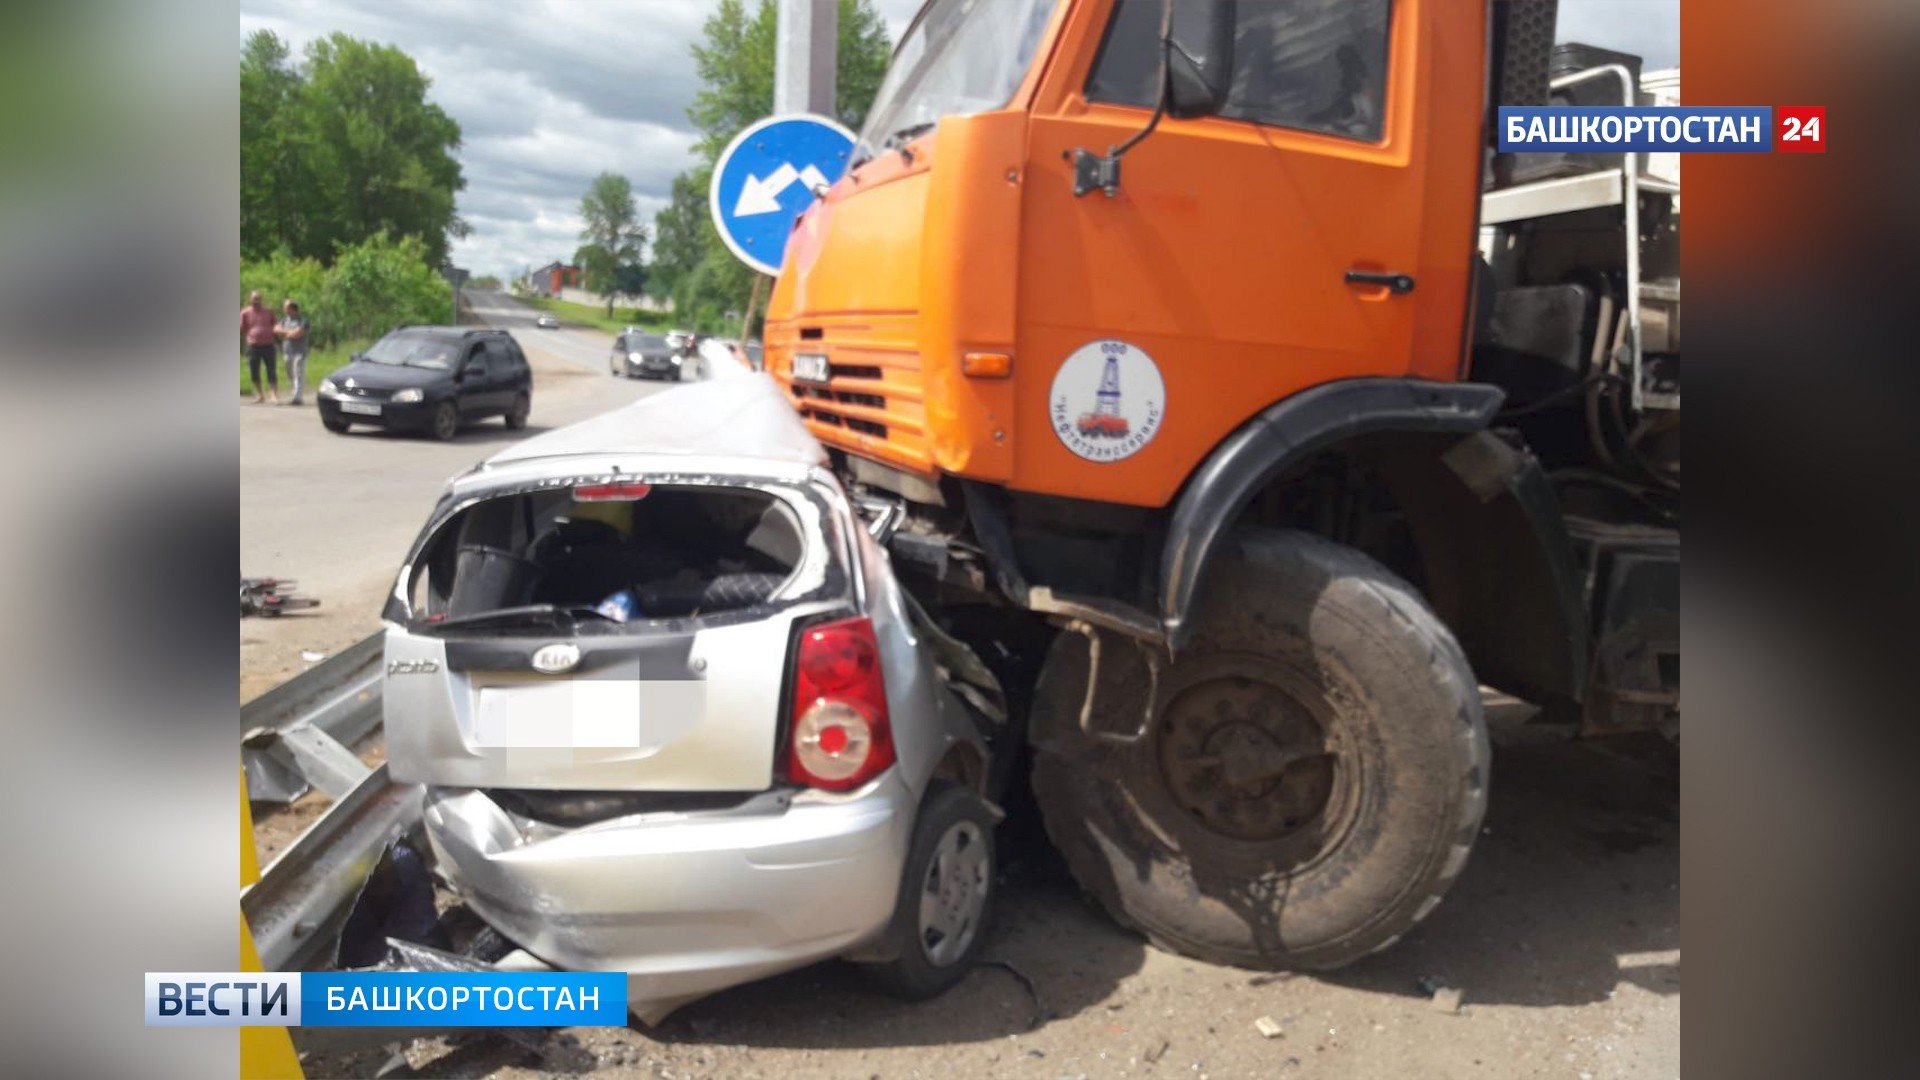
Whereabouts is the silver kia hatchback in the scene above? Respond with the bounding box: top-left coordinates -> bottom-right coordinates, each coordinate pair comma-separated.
380,376 -> 1001,1022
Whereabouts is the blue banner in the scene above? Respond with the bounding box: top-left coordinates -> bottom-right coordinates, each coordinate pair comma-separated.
301,972 -> 627,1026
1499,106 -> 1774,153
148,971 -> 627,1027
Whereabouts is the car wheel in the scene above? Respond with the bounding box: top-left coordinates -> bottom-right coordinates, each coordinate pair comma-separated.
429,401 -> 458,441
859,782 -> 996,1000
504,393 -> 530,430
322,418 -> 350,434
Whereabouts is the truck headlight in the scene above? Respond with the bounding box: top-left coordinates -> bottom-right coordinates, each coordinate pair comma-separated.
391,388 -> 424,404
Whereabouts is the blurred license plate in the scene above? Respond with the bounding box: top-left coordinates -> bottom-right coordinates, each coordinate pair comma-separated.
793,352 -> 830,383
474,683 -> 643,748
340,401 -> 381,416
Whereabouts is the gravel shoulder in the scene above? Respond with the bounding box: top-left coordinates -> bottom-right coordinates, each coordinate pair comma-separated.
297,706 -> 1679,1080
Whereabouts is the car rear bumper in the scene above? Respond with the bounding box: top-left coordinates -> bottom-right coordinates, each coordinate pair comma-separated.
318,396 -> 437,430
421,772 -> 914,1022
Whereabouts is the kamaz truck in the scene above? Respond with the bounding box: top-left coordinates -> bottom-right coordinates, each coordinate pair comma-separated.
766,0 -> 1678,970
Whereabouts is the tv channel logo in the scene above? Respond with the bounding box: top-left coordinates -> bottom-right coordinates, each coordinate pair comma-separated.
145,973 -> 300,1026
146,971 -> 629,1027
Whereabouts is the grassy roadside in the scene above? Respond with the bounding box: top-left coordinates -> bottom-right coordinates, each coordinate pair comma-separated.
519,294 -> 675,335
238,338 -> 370,397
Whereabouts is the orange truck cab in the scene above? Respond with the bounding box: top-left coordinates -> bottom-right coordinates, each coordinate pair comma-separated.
767,0 -> 1677,970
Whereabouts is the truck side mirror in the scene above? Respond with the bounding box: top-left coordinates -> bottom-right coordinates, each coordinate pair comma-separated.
1165,3 -> 1234,119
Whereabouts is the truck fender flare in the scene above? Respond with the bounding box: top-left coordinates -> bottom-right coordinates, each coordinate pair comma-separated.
1160,379 -> 1505,647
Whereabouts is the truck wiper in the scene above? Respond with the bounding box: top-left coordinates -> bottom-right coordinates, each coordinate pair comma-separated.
424,604 -> 615,632
883,122 -> 937,152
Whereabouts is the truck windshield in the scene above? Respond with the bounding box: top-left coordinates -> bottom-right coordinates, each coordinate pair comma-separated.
856,0 -> 1056,157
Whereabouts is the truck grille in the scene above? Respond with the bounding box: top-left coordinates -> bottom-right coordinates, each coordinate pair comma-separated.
775,321 -> 930,473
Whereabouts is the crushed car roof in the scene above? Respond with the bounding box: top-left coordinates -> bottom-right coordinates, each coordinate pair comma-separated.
479,373 -> 827,470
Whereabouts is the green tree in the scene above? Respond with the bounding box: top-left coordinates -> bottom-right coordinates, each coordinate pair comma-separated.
299,34 -> 467,266
644,167 -> 711,306
241,232 -> 451,350
656,0 -> 892,334
316,232 -> 454,342
241,33 -> 467,266
576,171 -> 648,317
240,30 -> 306,261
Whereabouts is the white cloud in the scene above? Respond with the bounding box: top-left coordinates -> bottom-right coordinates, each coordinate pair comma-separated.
241,0 -> 710,280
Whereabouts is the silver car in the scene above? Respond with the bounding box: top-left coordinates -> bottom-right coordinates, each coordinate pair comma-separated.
380,376 -> 1000,1023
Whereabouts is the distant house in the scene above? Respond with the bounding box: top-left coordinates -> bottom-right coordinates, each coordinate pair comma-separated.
524,262 -> 582,297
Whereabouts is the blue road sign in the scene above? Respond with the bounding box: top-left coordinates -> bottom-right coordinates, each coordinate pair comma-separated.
709,114 -> 857,277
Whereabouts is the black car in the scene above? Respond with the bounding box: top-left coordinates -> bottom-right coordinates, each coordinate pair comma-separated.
610,331 -> 683,380
319,327 -> 532,440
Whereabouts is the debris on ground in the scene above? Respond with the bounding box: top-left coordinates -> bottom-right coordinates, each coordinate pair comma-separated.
1254,1016 -> 1284,1039
1430,987 -> 1465,1014
977,958 -> 1048,1029
1143,1039 -> 1170,1063
241,576 -> 320,617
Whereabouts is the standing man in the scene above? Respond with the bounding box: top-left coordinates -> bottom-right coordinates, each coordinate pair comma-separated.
241,289 -> 280,404
277,299 -> 310,406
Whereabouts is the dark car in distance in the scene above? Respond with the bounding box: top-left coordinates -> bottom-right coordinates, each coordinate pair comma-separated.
612,330 -> 692,381
319,327 -> 532,440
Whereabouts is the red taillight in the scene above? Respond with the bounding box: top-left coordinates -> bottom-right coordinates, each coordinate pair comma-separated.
573,481 -> 652,501
788,616 -> 894,791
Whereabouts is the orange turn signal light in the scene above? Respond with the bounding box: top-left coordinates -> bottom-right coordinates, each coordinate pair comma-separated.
961,351 -> 1013,379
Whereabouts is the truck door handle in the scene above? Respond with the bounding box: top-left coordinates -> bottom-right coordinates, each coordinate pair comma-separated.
1344,270 -> 1416,295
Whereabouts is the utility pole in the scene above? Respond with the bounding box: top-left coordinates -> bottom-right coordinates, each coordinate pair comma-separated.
774,0 -> 836,117
750,0 -> 836,342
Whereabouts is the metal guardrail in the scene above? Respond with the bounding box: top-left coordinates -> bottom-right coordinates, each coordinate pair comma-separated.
242,634 -> 384,803
243,764 -> 422,971
243,631 -> 424,972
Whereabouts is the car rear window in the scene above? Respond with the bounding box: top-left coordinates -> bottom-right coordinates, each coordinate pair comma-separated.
404,483 -> 815,630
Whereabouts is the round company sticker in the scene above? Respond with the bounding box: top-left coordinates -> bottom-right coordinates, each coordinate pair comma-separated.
1048,340 -> 1166,462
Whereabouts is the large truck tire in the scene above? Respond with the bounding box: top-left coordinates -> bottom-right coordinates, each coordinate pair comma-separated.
1029,528 -> 1488,969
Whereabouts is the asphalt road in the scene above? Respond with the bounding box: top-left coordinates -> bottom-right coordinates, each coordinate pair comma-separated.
239,290 -> 673,700
465,288 -> 628,373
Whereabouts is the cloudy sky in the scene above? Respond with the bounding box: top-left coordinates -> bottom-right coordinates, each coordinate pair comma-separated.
239,0 -> 1678,281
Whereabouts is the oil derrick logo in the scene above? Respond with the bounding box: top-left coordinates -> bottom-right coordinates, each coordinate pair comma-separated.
1050,339 -> 1166,463
1077,355 -> 1131,438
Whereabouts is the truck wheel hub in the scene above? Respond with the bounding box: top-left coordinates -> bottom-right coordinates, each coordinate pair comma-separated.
1156,672 -> 1340,843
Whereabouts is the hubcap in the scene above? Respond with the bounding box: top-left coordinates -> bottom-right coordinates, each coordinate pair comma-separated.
435,406 -> 456,438
917,820 -> 989,967
1156,668 -> 1345,844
